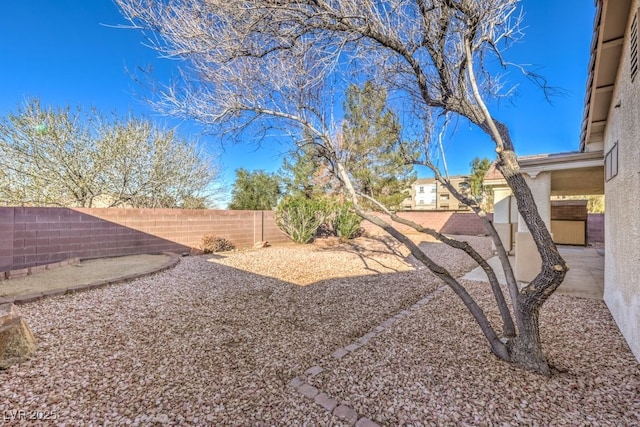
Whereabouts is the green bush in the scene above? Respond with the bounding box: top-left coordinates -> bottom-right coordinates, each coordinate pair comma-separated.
276,196 -> 362,243
275,196 -> 328,243
334,204 -> 362,239
201,234 -> 235,253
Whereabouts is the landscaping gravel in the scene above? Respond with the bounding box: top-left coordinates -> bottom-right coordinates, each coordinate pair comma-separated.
311,280 -> 640,425
1,235 -> 638,425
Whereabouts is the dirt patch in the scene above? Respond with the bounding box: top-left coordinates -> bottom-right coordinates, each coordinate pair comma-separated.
209,236 -> 420,286
0,254 -> 171,298
206,234 -> 486,286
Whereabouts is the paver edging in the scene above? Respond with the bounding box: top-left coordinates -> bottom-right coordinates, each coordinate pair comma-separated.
1,257 -> 80,280
291,285 -> 448,426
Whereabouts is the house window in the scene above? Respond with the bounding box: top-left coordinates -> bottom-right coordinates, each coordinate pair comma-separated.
605,142 -> 618,181
631,10 -> 638,82
458,204 -> 469,210
440,204 -> 449,210
439,193 -> 450,201
418,186 -> 424,193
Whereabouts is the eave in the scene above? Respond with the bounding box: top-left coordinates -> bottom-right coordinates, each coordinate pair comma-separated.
580,0 -> 632,152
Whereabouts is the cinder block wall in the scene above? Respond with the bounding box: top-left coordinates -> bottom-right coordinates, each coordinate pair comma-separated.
0,207 -> 289,271
74,208 -> 288,250
587,213 -> 605,243
4,207 -> 576,272
362,210 -> 605,245
361,211 -> 492,236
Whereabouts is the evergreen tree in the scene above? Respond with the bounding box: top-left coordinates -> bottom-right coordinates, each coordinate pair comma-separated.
228,169 -> 282,210
468,157 -> 492,199
281,144 -> 343,199
467,157 -> 493,210
341,81 -> 416,209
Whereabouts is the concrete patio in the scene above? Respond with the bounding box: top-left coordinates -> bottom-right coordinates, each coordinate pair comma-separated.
462,246 -> 604,300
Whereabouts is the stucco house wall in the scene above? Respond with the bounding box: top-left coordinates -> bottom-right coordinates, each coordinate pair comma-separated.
602,0 -> 640,361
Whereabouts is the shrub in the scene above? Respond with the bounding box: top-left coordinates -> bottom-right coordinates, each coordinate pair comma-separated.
276,195 -> 363,243
276,196 -> 328,243
319,198 -> 362,240
201,234 -> 235,253
334,204 -> 362,240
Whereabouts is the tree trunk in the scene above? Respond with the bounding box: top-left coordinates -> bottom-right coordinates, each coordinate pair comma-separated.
508,302 -> 550,375
494,128 -> 568,375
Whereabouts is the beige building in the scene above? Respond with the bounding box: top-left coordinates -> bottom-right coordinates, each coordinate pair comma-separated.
485,0 -> 640,362
592,0 -> 640,363
402,176 -> 470,211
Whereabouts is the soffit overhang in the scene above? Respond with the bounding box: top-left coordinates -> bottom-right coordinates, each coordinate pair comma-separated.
580,0 -> 632,152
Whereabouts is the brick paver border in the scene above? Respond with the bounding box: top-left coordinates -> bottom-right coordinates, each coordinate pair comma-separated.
290,285 -> 448,426
2,257 -> 81,280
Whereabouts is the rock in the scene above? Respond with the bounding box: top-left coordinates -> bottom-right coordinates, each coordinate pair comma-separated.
0,304 -> 37,369
253,241 -> 270,249
0,303 -> 19,324
313,236 -> 341,247
333,405 -> 359,424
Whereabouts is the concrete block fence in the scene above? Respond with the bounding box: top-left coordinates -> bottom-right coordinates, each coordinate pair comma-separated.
0,207 -> 604,272
0,207 -> 289,272
551,202 -> 588,221
362,210 -> 605,244
360,211 -> 493,237
587,213 -> 605,243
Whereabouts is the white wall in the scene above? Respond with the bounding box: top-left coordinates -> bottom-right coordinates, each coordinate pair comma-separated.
414,183 -> 436,206
603,0 -> 640,362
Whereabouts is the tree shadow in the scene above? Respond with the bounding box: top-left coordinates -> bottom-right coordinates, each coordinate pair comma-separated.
313,235 -> 420,274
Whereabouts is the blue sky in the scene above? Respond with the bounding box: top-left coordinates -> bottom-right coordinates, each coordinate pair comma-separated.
1,1 -> 595,199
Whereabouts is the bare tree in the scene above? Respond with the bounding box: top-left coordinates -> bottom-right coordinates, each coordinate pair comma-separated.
116,0 -> 568,374
0,99 -> 220,208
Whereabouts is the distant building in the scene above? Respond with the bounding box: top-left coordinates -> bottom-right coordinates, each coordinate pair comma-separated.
402,176 -> 470,211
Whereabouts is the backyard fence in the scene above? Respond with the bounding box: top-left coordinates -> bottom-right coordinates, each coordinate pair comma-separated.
0,207 -> 604,273
0,207 -> 288,272
587,213 -> 604,243
361,210 -> 493,237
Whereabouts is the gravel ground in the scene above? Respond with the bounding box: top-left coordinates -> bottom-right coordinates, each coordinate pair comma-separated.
1,235 -> 638,425
311,281 -> 640,425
